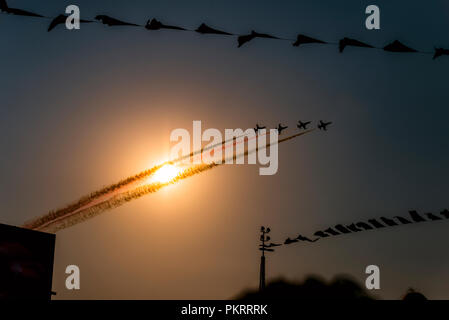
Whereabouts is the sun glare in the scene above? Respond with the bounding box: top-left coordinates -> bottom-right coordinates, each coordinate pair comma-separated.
151,164 -> 182,184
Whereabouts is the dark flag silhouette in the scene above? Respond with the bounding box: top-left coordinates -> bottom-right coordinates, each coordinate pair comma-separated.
368,219 -> 385,228
356,222 -> 373,230
292,34 -> 327,47
346,223 -> 362,232
323,227 -> 340,236
441,209 -> 449,219
95,15 -> 140,27
383,40 -> 417,53
433,47 -> 449,60
238,30 -> 280,48
334,224 -> 351,234
339,37 -> 374,53
395,216 -> 412,224
195,23 -> 233,35
283,208 -> 448,249
0,5 -> 448,63
314,231 -> 330,238
284,237 -> 298,245
408,210 -> 426,223
145,18 -> 186,31
48,14 -> 93,32
0,0 -> 43,17
282,208 -> 449,251
296,234 -> 319,242
425,213 -> 442,221
380,217 -> 398,227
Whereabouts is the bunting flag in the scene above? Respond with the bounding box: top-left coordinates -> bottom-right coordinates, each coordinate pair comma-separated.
94,15 -> 141,27
292,34 -> 327,47
237,30 -> 280,48
0,3 -> 447,60
383,40 -> 417,52
145,18 -> 186,31
281,209 -> 449,247
433,47 -> 449,59
195,23 -> 234,35
0,0 -> 44,17
339,37 -> 374,53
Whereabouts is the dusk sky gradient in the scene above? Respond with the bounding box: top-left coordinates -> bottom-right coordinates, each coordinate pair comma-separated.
1,0 -> 448,299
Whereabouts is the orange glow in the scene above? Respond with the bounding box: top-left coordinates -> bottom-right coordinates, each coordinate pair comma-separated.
150,164 -> 182,184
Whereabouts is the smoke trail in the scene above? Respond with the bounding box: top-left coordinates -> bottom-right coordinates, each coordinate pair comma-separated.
25,129 -> 313,232
22,164 -> 164,230
175,130 -> 266,164
23,132 -> 257,230
34,163 -> 218,233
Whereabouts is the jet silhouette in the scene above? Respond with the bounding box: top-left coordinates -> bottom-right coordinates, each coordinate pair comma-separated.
276,123 -> 288,134
145,18 -> 186,31
0,0 -> 43,17
317,120 -> 332,131
292,34 -> 327,47
48,14 -> 93,32
253,123 -> 266,133
238,30 -> 279,48
433,47 -> 449,60
95,15 -> 140,27
296,234 -> 319,242
339,37 -> 374,53
195,23 -> 233,35
284,237 -> 298,245
297,120 -> 311,130
383,40 -> 417,53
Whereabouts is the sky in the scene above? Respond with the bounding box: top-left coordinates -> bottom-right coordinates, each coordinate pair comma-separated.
0,0 -> 448,299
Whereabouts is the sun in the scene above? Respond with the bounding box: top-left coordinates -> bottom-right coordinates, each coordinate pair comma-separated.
151,164 -> 182,183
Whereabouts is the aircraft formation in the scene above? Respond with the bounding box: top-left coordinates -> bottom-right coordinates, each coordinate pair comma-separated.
253,120 -> 332,135
0,1 -> 448,60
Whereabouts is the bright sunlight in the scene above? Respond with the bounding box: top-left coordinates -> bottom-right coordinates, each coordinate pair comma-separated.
151,164 -> 183,183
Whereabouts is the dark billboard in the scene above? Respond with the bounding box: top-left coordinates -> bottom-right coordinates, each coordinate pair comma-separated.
0,223 -> 55,300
